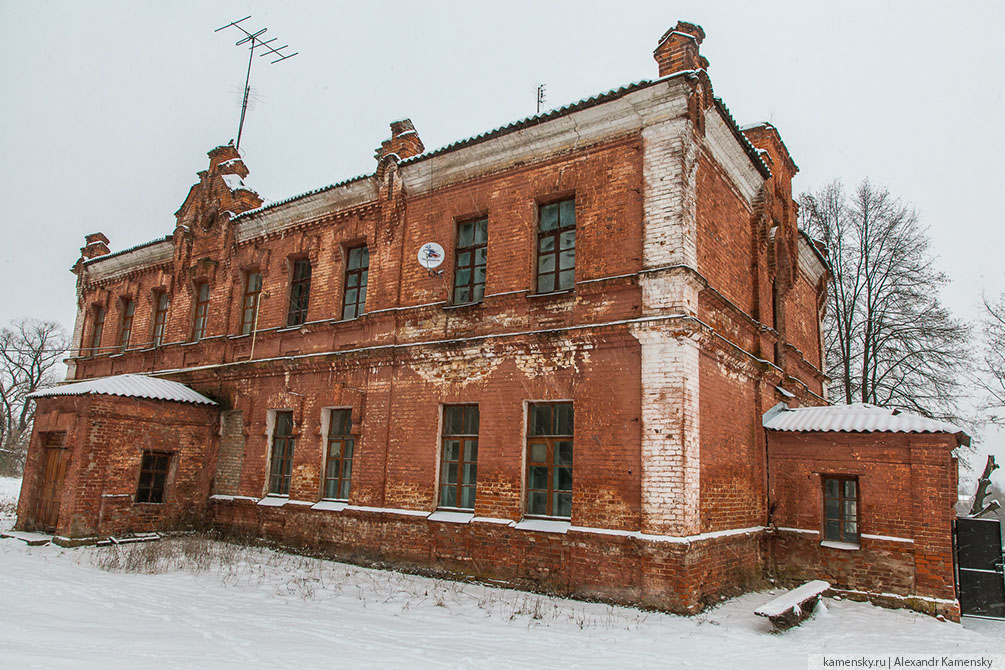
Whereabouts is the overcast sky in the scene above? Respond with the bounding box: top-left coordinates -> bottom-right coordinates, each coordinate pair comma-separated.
2,1 -> 1004,469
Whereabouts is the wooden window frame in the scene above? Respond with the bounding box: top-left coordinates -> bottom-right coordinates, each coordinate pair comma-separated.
136,450 -> 171,504
192,282 -> 210,341
240,270 -> 263,335
286,258 -> 312,327
452,218 -> 488,305
268,411 -> 296,496
525,402 -> 573,518
118,298 -> 135,352
322,408 -> 354,501
152,291 -> 169,347
438,404 -> 479,510
341,246 -> 369,320
89,305 -> 105,355
535,198 -> 576,294
822,475 -> 860,545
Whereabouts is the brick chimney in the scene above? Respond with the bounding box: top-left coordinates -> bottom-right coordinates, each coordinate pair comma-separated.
80,232 -> 110,260
374,119 -> 425,163
654,21 -> 708,77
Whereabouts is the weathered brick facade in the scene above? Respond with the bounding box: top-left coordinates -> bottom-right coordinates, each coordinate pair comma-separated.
16,21 -> 961,617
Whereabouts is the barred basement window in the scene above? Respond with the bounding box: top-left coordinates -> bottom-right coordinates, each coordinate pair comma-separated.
241,271 -> 262,335
453,218 -> 487,304
89,306 -> 105,355
268,411 -> 295,495
342,246 -> 369,320
536,198 -> 576,293
119,298 -> 135,352
439,405 -> 479,510
287,259 -> 312,327
152,291 -> 169,347
192,282 -> 210,341
322,409 -> 354,500
526,402 -> 573,518
823,476 -> 859,544
136,451 -> 171,504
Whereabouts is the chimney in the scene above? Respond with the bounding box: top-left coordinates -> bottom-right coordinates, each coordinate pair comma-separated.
654,21 -> 708,77
80,232 -> 110,260
374,119 -> 425,163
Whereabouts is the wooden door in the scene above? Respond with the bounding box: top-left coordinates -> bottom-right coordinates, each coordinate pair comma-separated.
36,433 -> 69,532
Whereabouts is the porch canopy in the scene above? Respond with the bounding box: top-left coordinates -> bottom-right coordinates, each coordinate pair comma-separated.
27,373 -> 216,406
762,402 -> 969,446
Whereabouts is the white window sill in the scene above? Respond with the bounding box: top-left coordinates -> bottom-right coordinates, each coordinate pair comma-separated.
257,496 -> 289,507
527,289 -> 574,300
311,500 -> 348,512
442,301 -> 483,311
820,540 -> 860,551
428,510 -> 475,524
514,518 -> 570,534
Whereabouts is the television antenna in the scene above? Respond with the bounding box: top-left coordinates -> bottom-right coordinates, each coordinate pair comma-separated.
536,83 -> 547,114
417,242 -> 445,277
215,16 -> 299,151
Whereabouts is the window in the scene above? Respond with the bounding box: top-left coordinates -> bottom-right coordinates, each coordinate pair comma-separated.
453,218 -> 487,304
89,306 -> 105,355
192,282 -> 210,341
241,271 -> 262,335
119,298 -> 135,352
536,198 -> 576,293
152,292 -> 169,346
287,259 -> 312,327
342,246 -> 369,320
268,411 -> 295,495
823,476 -> 859,544
526,403 -> 573,518
136,451 -> 171,503
439,405 -> 479,509
322,409 -> 354,500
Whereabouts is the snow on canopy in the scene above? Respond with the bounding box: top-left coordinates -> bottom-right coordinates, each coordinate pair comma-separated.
27,374 -> 216,406
762,402 -> 966,439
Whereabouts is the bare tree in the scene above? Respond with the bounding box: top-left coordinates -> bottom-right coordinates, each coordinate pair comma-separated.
799,180 -> 971,423
0,319 -> 68,475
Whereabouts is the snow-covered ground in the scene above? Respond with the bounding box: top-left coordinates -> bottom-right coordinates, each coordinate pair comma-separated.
0,478 -> 1000,669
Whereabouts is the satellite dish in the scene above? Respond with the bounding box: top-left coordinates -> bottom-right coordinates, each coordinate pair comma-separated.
418,242 -> 445,270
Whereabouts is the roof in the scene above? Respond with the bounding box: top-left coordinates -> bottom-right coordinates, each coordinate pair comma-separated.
763,402 -> 968,442
27,374 -> 216,406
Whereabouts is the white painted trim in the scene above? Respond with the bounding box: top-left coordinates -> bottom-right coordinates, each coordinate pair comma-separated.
471,517 -> 516,526
257,496 -> 288,507
820,540 -> 860,551
428,510 -> 475,524
311,500 -> 347,512
514,519 -> 570,534
209,494 -> 258,502
345,505 -> 429,517
861,533 -> 914,544
777,527 -> 820,535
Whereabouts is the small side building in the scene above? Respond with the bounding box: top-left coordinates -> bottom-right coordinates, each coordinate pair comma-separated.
764,403 -> 965,619
17,375 -> 218,541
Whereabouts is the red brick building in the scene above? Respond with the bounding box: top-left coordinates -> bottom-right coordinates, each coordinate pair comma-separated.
16,22 -> 962,617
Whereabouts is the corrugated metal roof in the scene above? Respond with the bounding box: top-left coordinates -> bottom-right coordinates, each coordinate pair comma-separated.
763,402 -> 965,437
27,374 -> 216,406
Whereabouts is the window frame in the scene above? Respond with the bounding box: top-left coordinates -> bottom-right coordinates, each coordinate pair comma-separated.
525,402 -> 573,519
535,197 -> 576,294
341,245 -> 369,320
322,408 -> 354,501
240,270 -> 263,335
822,475 -> 860,545
89,305 -> 105,355
192,282 -> 210,341
438,404 -> 479,511
452,218 -> 488,305
268,410 -> 296,496
136,450 -> 172,504
286,258 -> 312,327
118,297 -> 135,352
152,291 -> 169,347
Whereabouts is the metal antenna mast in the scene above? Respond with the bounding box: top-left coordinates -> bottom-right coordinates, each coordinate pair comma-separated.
536,84 -> 547,114
215,16 -> 299,151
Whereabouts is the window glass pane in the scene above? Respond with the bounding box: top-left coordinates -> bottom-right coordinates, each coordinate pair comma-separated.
464,440 -> 478,462
457,251 -> 471,267
473,285 -> 484,302
556,441 -> 573,466
554,492 -> 572,518
538,254 -> 555,273
441,486 -> 456,508
464,407 -> 479,435
339,479 -> 350,500
474,219 -> 488,244
825,478 -> 839,498
559,249 -> 575,270
341,458 -> 352,481
460,486 -> 476,509
844,500 -> 857,519
458,222 -> 474,247
556,405 -> 573,435
454,287 -> 470,304
844,520 -> 858,537
824,519 -> 840,540
324,479 -> 337,499
537,274 -> 555,293
559,199 -> 575,227
530,466 -> 548,490
348,248 -> 361,270
530,405 -> 550,436
558,270 -> 575,290
343,304 -> 356,320
328,440 -> 342,458
844,480 -> 857,498
539,236 -> 555,253
530,442 -> 547,463
347,273 -> 359,288
445,463 -> 458,485
540,203 -> 558,231
456,269 -> 471,287
555,467 -> 572,492
475,247 -> 487,265
560,230 -> 576,251
360,247 -> 369,267
529,491 -> 547,515
824,498 -> 839,519
444,407 -> 462,435
344,438 -> 354,460
474,266 -> 486,285
446,439 -> 460,461
463,463 -> 477,485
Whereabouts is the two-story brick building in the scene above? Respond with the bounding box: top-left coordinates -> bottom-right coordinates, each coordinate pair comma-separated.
16,22 -> 964,618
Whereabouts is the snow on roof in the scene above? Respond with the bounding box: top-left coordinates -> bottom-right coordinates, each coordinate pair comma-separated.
221,173 -> 257,195
762,402 -> 966,438
27,374 -> 216,406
